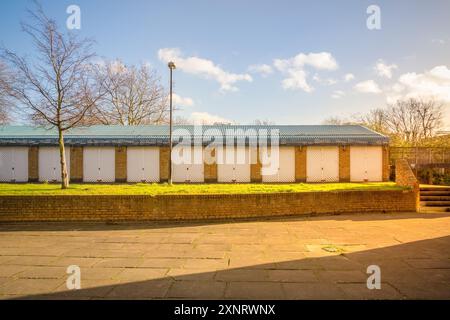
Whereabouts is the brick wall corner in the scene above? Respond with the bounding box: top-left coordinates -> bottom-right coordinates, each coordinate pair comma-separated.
382,145 -> 390,182
115,146 -> 127,182
159,147 -> 170,182
250,147 -> 262,183
295,146 -> 306,182
28,146 -> 39,182
339,146 -> 350,182
69,146 -> 83,182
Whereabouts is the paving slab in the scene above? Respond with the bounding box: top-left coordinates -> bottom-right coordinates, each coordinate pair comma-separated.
167,280 -> 226,299
0,212 -> 449,299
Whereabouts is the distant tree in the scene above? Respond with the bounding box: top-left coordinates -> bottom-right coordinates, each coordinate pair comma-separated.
2,3 -> 105,188
322,99 -> 444,146
253,119 -> 275,125
321,116 -> 353,125
173,116 -> 192,125
0,61 -> 15,124
384,99 -> 443,145
419,134 -> 450,148
89,60 -> 168,125
355,108 -> 389,135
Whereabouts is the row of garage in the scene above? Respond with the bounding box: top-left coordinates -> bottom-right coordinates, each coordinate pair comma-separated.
0,145 -> 384,183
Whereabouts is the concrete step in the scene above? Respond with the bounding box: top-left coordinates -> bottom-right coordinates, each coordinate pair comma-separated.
420,196 -> 450,201
420,206 -> 450,213
419,191 -> 450,196
420,201 -> 450,207
420,187 -> 450,192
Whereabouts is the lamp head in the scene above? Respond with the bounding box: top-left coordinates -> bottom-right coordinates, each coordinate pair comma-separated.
168,61 -> 176,70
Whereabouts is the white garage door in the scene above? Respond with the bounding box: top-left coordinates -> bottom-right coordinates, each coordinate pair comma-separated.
306,146 -> 339,182
127,147 -> 159,182
350,146 -> 382,182
217,146 -> 251,183
172,147 -> 204,183
83,147 -> 115,182
38,147 -> 70,182
262,147 -> 295,182
0,147 -> 28,182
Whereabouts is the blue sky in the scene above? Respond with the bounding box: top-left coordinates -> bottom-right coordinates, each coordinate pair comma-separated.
1,0 -> 450,127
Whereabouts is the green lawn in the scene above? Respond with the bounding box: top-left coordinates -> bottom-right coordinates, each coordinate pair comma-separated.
0,182 -> 404,196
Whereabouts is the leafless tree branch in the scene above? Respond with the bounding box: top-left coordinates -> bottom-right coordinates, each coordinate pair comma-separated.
1,1 -> 105,188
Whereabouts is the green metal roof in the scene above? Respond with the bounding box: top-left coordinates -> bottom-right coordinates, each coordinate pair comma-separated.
0,125 -> 389,146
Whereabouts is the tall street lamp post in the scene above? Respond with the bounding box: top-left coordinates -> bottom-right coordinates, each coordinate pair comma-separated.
168,61 -> 176,185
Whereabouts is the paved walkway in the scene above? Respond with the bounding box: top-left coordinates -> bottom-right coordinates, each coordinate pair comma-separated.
0,213 -> 449,299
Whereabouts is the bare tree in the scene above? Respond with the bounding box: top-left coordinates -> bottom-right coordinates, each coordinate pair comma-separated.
0,61 -> 15,124
2,3 -> 104,188
385,99 -> 443,145
173,116 -> 193,125
414,100 -> 443,139
89,60 -> 168,125
321,116 -> 353,125
355,108 -> 389,135
322,99 -> 444,146
252,119 -> 275,125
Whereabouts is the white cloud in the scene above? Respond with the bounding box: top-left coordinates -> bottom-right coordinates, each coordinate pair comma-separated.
313,74 -> 337,85
331,90 -> 345,99
189,112 -> 231,125
432,39 -> 446,45
172,94 -> 194,107
248,64 -> 273,77
344,73 -> 355,82
374,59 -> 398,79
280,69 -> 312,92
387,65 -> 450,103
354,80 -> 382,94
273,52 -> 338,92
158,48 -> 252,92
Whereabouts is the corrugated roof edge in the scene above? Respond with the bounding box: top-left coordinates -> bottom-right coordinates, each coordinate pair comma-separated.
0,124 -> 388,135
0,124 -> 389,146
358,124 -> 390,139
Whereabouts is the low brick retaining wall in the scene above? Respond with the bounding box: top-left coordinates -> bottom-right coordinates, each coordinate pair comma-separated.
395,159 -> 420,211
0,189 -> 416,222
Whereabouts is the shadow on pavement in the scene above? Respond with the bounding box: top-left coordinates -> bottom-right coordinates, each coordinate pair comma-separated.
12,235 -> 450,300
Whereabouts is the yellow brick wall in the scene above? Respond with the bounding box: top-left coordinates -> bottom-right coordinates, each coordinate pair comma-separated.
69,147 -> 83,182
395,158 -> 419,211
395,158 -> 417,187
28,146 -> 39,182
382,145 -> 390,182
339,146 -> 350,182
204,148 -> 217,182
0,189 -> 417,222
295,146 -> 307,182
159,147 -> 170,182
115,146 -> 127,182
250,147 -> 262,183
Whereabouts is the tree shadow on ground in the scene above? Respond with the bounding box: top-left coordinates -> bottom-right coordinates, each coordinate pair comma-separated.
12,236 -> 450,300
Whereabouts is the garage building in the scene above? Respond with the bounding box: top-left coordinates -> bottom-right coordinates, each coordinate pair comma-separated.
0,125 -> 389,183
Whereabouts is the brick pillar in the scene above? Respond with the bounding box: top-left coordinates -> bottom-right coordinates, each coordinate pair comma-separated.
159,146 -> 170,182
204,147 -> 217,183
115,146 -> 127,182
382,145 -> 390,182
250,147 -> 262,183
339,146 -> 350,182
395,158 -> 419,211
28,146 -> 39,182
295,146 -> 306,182
70,147 -> 83,183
